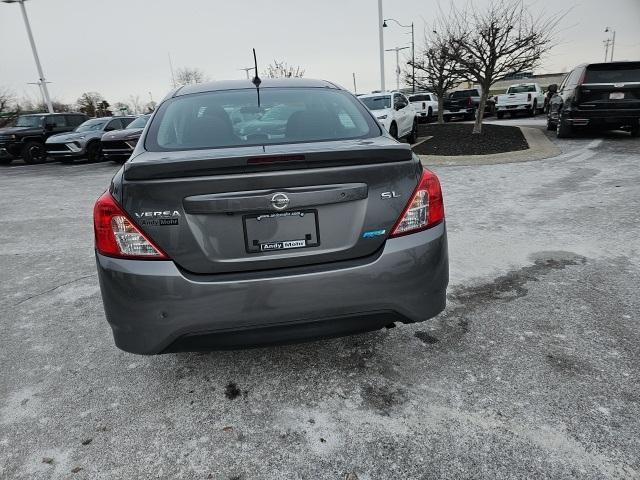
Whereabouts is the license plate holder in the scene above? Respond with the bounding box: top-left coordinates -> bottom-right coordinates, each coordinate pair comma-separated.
243,210 -> 320,253
609,92 -> 625,100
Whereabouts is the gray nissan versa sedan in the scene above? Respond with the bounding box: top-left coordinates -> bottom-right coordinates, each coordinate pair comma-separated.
93,78 -> 448,354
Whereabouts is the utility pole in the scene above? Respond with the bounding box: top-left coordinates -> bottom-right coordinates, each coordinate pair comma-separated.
27,80 -> 51,110
168,52 -> 176,87
410,22 -> 415,93
604,27 -> 616,62
378,0 -> 385,91
4,0 -> 53,113
386,46 -> 409,91
603,39 -> 611,62
352,73 -> 357,94
239,67 -> 255,79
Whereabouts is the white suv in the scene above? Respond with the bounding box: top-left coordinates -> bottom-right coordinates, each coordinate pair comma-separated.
359,91 -> 418,143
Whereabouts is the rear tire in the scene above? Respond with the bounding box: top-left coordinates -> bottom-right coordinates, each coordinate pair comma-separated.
546,118 -> 556,131
426,107 -> 433,122
406,118 -> 418,144
22,141 -> 46,164
529,100 -> 537,117
464,109 -> 476,121
389,122 -> 398,140
629,123 -> 640,137
556,117 -> 572,138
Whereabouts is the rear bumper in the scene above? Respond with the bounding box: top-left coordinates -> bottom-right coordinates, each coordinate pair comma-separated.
559,108 -> 640,127
96,223 -> 449,354
497,104 -> 531,111
102,148 -> 132,161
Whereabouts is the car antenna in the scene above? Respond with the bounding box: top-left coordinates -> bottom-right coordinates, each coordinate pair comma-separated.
251,48 -> 262,107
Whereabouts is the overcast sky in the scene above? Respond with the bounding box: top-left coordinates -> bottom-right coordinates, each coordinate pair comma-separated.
1,0 -> 639,106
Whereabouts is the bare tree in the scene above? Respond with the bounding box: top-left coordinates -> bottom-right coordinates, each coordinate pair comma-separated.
114,101 -> 132,115
0,88 -> 19,127
128,95 -> 142,115
447,0 -> 561,134
76,92 -> 104,117
175,67 -> 208,85
405,27 -> 465,124
263,60 -> 305,79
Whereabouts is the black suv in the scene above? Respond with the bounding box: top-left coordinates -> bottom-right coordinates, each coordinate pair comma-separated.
0,112 -> 89,164
547,61 -> 640,138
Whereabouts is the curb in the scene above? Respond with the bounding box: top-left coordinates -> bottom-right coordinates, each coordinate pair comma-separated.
417,126 -> 561,167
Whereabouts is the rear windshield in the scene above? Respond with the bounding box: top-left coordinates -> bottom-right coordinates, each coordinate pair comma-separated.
76,119 -> 109,132
450,89 -> 479,98
507,85 -> 536,93
126,115 -> 150,129
584,64 -> 640,84
146,87 -> 379,151
360,95 -> 391,110
409,94 -> 430,102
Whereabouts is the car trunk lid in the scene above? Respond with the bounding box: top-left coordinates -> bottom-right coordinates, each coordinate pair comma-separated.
120,138 -> 420,274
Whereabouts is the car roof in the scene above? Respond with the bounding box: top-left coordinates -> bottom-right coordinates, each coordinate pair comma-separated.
174,78 -> 342,96
20,112 -> 83,117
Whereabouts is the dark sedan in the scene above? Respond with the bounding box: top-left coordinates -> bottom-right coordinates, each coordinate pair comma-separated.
100,114 -> 151,163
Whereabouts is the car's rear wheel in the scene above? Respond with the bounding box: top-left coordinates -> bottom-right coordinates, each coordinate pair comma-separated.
389,122 -> 398,140
22,141 -> 46,164
426,107 -> 433,122
464,109 -> 476,121
556,117 -> 572,138
546,118 -> 556,131
629,123 -> 640,137
86,141 -> 102,163
406,118 -> 418,144
529,100 -> 537,117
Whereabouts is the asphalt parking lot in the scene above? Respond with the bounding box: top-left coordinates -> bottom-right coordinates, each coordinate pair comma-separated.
1,121 -> 639,479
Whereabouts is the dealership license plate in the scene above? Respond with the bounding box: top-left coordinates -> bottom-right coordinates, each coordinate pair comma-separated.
609,92 -> 625,100
243,210 -> 320,254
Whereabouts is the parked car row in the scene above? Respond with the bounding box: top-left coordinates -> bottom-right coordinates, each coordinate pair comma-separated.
0,113 -> 150,165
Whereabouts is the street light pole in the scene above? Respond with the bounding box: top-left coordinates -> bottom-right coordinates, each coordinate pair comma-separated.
378,0 -> 386,91
238,67 -> 255,79
3,0 -> 54,113
383,18 -> 415,92
386,46 -> 409,91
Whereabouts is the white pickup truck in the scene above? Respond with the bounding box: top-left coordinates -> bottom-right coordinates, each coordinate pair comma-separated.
494,83 -> 545,118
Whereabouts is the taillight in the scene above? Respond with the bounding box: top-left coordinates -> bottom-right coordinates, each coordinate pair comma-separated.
494,95 -> 498,104
390,169 -> 444,238
93,191 -> 168,260
527,93 -> 532,101
422,102 -> 426,109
